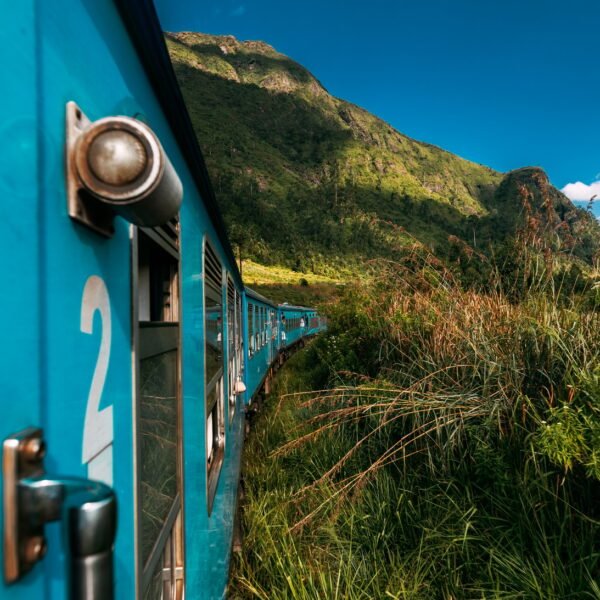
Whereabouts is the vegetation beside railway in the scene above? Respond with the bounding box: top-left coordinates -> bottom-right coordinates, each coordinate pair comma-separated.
231,237 -> 600,598
240,259 -> 343,307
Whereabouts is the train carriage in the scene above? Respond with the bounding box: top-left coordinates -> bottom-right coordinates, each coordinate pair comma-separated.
0,1 -> 325,599
243,289 -> 278,405
279,304 -> 325,350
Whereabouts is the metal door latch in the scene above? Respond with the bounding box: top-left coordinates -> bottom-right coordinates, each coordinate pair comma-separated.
3,427 -> 117,599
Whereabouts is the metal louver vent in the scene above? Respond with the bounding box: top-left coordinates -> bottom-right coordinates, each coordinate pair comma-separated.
160,215 -> 180,246
140,215 -> 179,257
227,278 -> 235,304
205,242 -> 222,292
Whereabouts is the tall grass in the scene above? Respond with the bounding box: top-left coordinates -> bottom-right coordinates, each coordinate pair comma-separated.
231,247 -> 600,599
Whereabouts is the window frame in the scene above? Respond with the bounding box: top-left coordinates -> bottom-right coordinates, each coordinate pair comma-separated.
227,276 -> 238,427
248,302 -> 254,356
132,223 -> 185,598
203,237 -> 225,514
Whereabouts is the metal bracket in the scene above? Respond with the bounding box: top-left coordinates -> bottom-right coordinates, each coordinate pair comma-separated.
65,102 -> 115,238
3,427 -> 117,599
3,427 -> 46,582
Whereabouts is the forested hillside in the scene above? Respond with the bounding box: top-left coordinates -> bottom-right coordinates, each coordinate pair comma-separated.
166,32 -> 600,274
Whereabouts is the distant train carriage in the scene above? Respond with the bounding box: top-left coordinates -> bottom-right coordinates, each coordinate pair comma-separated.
279,304 -> 319,349
243,288 -> 279,403
0,1 -> 325,599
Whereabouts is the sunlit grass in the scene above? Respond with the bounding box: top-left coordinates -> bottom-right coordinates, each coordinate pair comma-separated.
231,248 -> 600,599
240,259 -> 346,307
241,260 -> 344,286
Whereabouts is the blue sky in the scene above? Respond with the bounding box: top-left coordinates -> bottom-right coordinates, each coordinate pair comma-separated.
155,0 -> 600,200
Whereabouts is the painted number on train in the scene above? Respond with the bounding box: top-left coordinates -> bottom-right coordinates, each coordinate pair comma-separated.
80,275 -> 114,485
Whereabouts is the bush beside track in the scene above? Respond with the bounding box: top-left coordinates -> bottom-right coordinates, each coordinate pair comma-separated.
231,243 -> 600,599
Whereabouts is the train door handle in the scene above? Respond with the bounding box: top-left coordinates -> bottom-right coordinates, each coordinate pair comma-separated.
3,427 -> 117,599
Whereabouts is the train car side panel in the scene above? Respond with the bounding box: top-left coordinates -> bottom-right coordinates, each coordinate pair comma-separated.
0,3 -> 46,598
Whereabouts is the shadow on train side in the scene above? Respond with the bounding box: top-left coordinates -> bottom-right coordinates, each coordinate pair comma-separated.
0,1 -> 325,599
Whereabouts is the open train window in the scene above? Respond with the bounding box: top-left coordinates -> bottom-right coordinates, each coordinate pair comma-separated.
134,221 -> 184,598
235,293 -> 244,368
227,277 -> 240,426
256,307 -> 260,349
204,240 -> 224,512
253,306 -> 258,351
255,305 -> 260,351
248,303 -> 254,356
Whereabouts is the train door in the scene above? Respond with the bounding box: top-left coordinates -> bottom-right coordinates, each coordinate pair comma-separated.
133,224 -> 184,599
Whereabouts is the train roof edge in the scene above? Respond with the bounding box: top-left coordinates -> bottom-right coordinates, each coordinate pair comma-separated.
278,302 -> 315,311
113,0 -> 243,287
244,286 -> 279,308
244,288 -> 319,313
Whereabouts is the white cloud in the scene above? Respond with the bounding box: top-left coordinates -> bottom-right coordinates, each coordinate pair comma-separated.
560,180 -> 600,201
230,5 -> 246,16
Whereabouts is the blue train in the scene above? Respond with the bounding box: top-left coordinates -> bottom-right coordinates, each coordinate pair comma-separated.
0,1 -> 326,598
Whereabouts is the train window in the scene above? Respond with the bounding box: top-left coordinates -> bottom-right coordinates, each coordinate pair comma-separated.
204,240 -> 224,512
248,303 -> 254,356
265,308 -> 269,344
236,293 -> 243,368
256,306 -> 260,349
135,223 -> 184,596
265,308 -> 268,343
255,305 -> 260,350
258,307 -> 263,348
138,235 -> 179,322
227,278 -> 238,425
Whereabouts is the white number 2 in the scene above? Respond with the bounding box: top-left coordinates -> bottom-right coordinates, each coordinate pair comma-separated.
80,275 -> 113,486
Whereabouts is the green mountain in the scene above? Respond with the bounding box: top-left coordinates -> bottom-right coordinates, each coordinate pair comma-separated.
166,32 -> 599,273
